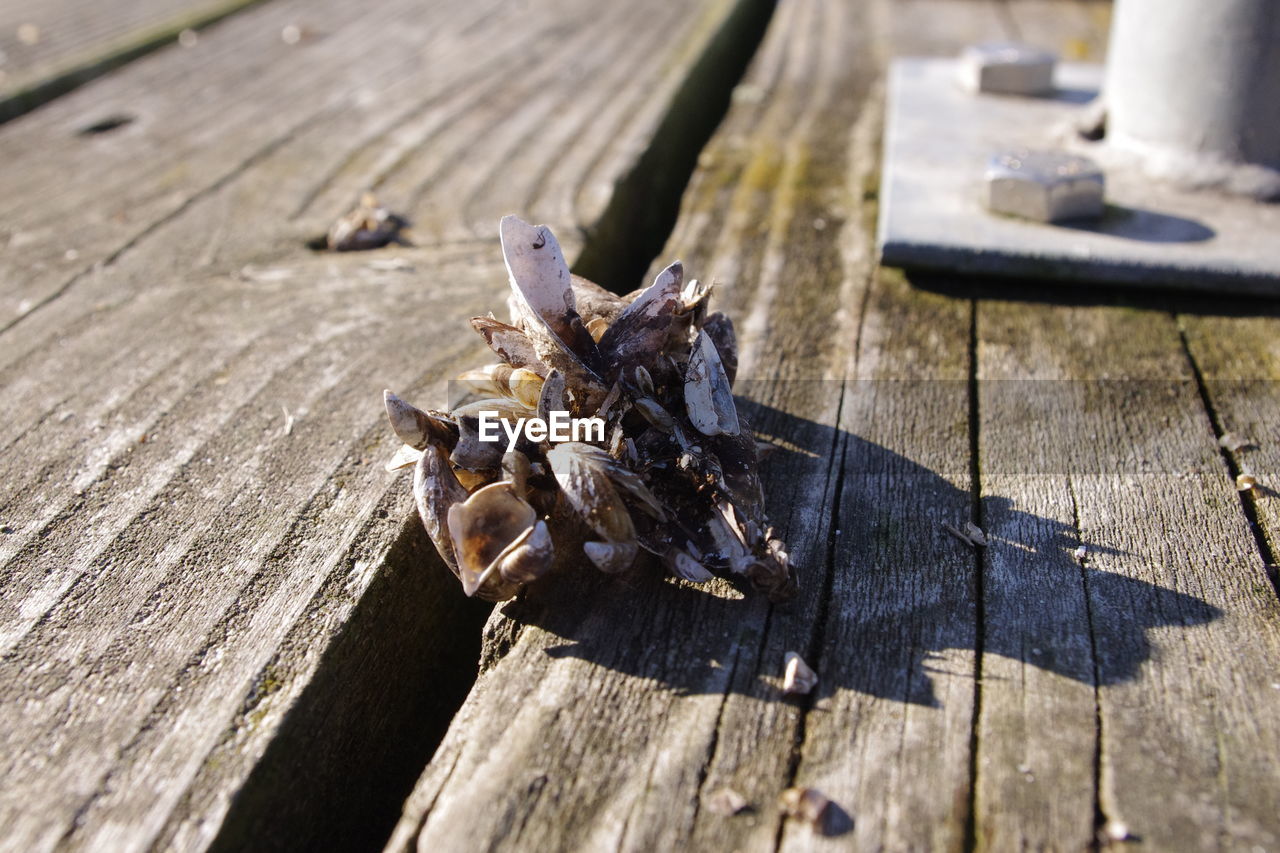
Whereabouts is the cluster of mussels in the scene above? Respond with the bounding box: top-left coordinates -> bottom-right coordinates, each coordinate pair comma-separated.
383,216 -> 793,602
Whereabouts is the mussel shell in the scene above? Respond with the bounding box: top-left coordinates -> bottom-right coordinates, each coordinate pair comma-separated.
597,262 -> 683,381
447,482 -> 536,598
547,442 -> 637,545
413,444 -> 469,575
385,391 -> 458,451
684,330 -> 740,437
495,519 -> 555,585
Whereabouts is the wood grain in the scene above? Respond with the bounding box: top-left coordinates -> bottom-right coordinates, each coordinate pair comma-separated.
1178,310 -> 1280,584
0,0 -> 765,849
390,2 -> 1280,851
776,3 -> 1021,843
5,0 -> 1277,848
953,5 -> 1280,851
389,1 -> 987,850
0,0 -> 267,122
975,297 -> 1280,852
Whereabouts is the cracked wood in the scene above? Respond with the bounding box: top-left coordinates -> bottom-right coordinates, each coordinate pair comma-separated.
389,1 -> 1280,851
389,1 -> 983,850
0,0 -> 267,121
0,0 -> 758,849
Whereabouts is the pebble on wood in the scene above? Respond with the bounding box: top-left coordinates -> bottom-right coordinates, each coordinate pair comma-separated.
783,651 -> 818,695
705,787 -> 750,816
779,786 -> 850,836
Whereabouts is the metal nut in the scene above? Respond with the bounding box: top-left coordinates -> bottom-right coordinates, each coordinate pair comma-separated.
959,42 -> 1056,95
985,150 -> 1105,223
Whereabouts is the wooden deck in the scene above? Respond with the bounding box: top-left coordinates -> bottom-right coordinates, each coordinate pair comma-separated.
1,0 -> 1277,850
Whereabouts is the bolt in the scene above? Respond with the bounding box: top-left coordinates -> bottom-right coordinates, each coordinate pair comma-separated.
959,42 -> 1057,96
985,150 -> 1106,223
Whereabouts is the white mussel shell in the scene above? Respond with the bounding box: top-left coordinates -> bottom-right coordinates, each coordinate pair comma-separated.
583,540 -> 638,574
701,312 -> 738,386
385,390 -> 456,449
499,216 -> 606,402
673,551 -> 714,583
499,215 -> 579,344
597,261 -> 683,369
685,331 -> 740,437
783,651 -> 818,695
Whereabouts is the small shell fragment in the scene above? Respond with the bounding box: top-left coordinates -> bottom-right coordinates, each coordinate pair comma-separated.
1236,474 -> 1258,492
582,540 -> 638,574
673,551 -> 714,583
1102,820 -> 1132,842
385,443 -> 424,472
327,192 -> 410,251
779,787 -> 845,835
1218,432 -> 1253,453
783,651 -> 818,695
705,787 -> 750,816
944,521 -> 986,548
1073,545 -> 1088,563
963,521 -> 988,546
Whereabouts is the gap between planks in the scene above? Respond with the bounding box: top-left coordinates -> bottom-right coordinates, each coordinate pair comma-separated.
388,1 -> 1280,851
387,0 -> 982,850
0,0 -> 785,850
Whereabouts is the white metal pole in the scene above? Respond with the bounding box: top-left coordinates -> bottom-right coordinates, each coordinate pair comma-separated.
1104,0 -> 1280,198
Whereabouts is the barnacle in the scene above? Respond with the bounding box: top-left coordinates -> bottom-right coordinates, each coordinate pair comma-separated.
383,215 -> 795,602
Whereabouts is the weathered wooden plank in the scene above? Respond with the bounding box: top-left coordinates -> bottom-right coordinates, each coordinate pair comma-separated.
975,296 -> 1280,851
777,283 -> 977,853
386,0 -> 862,849
0,0 -> 265,122
770,3 -> 1029,844
0,0 -> 767,849
1178,309 -> 1280,587
386,0 -> 992,849
960,5 -> 1107,850
967,5 -> 1280,850
0,0 -> 502,326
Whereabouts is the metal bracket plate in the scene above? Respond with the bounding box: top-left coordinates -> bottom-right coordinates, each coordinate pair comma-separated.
877,58 -> 1280,296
